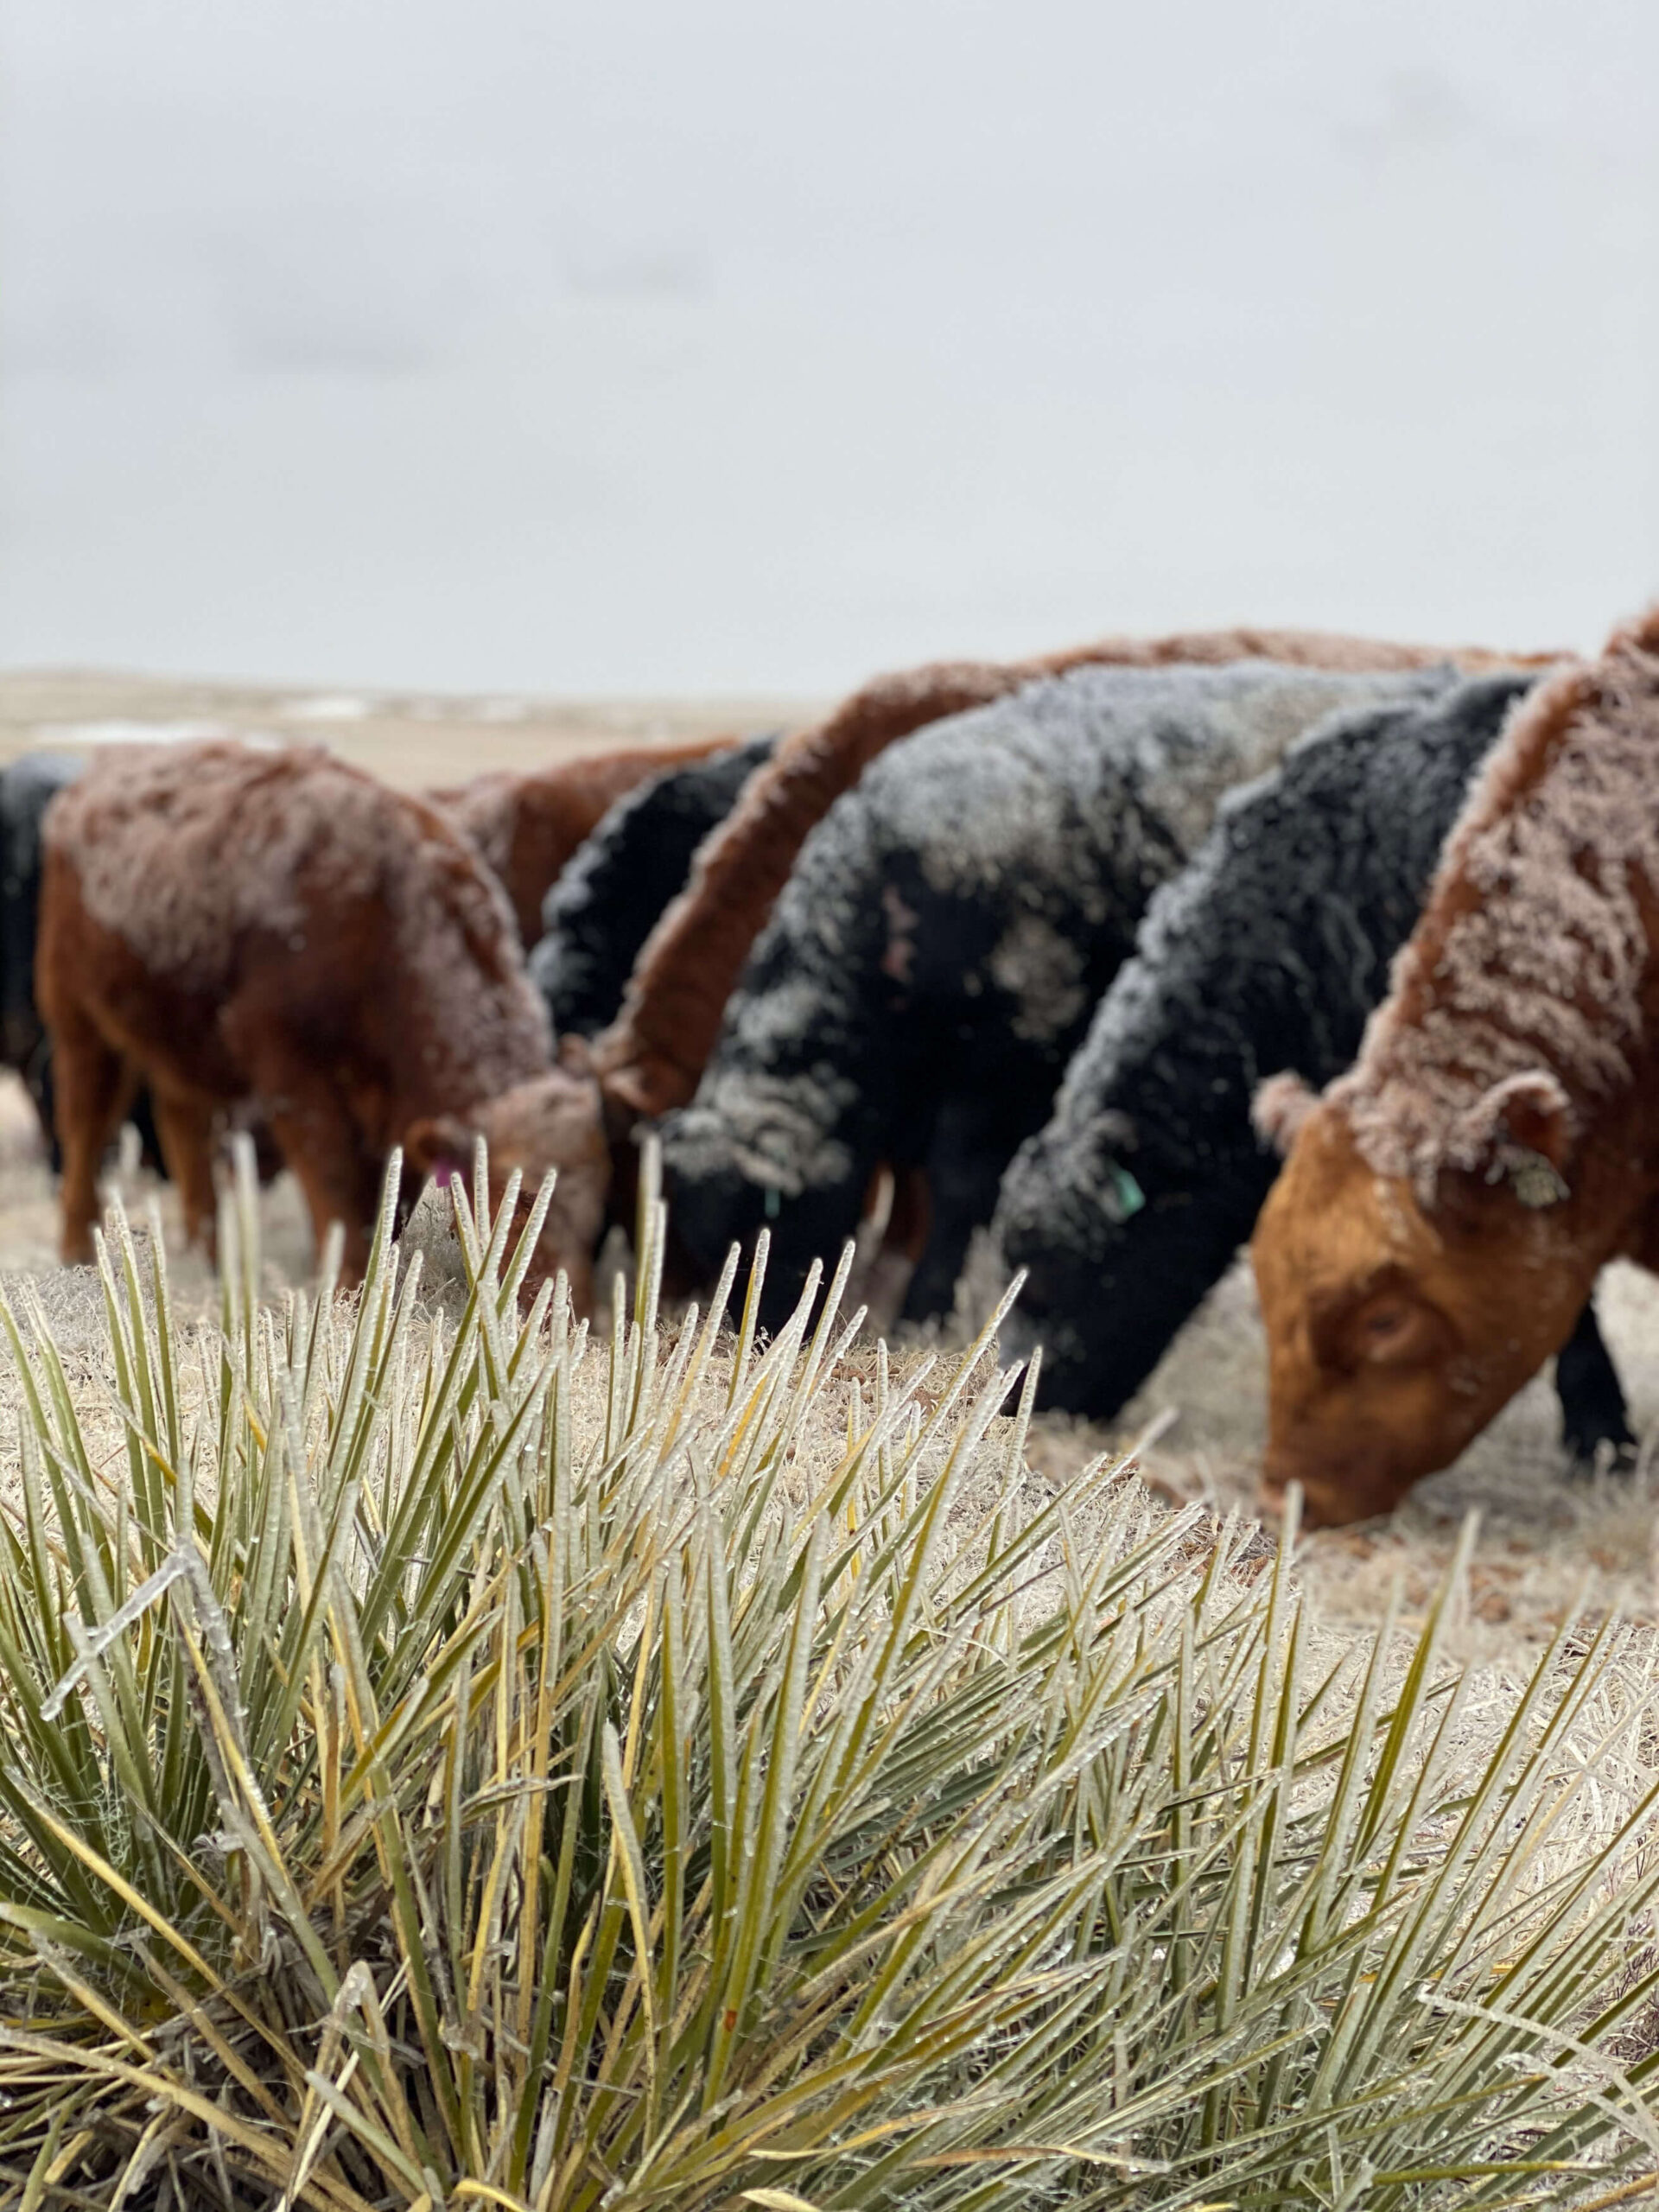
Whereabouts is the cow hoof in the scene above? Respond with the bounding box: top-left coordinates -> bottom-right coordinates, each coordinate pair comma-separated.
1562,1431 -> 1638,1482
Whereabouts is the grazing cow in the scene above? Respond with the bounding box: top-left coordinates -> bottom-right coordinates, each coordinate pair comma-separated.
1,753 -> 88,1152
530,734 -> 778,1038
524,629 -> 1544,1289
593,627 -> 1542,1126
1249,608 -> 1659,1527
433,736 -> 729,946
39,741 -> 606,1303
660,660 -> 1460,1332
991,671 -> 1637,1456
0,751 -> 175,1174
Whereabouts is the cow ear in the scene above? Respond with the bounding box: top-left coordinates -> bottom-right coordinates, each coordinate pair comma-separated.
1454,1070 -> 1574,1204
405,1112 -> 477,1186
1252,1072 -> 1319,1157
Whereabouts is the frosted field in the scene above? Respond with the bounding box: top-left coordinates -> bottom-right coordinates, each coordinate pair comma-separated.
0,661 -> 1651,1678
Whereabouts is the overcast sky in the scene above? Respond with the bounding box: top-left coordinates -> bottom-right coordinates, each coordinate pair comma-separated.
2,2 -> 1656,692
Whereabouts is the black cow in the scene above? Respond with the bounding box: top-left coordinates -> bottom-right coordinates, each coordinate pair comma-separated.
2,753 -> 90,1158
529,734 -> 778,1038
992,669 -> 1632,1467
660,661 -> 1453,1333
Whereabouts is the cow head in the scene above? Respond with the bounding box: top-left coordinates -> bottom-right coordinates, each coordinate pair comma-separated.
1249,1072 -> 1592,1527
406,1043 -> 610,1319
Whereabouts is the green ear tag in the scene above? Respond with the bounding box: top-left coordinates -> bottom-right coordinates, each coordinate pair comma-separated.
765,1185 -> 782,1220
1109,1165 -> 1147,1222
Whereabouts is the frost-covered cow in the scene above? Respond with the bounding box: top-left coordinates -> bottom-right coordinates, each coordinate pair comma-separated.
1250,609 -> 1659,1525
522,630 -> 1540,1294
661,659 -> 1465,1332
593,627 -> 1535,1128
993,669 -> 1630,1475
530,734 -> 778,1039
38,741 -> 606,1300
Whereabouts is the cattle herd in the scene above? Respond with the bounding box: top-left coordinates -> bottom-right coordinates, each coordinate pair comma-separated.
10,604 -> 1659,1529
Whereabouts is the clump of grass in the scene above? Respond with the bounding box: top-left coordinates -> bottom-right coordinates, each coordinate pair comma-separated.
0,1143 -> 1654,2208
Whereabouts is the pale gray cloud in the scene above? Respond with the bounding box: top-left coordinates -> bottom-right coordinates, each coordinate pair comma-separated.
2,0 -> 1656,690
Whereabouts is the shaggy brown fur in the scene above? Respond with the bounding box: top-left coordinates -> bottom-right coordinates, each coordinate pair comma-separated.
432,737 -> 728,944
39,741 -> 603,1289
1335,635 -> 1659,1192
1250,607 -> 1659,1526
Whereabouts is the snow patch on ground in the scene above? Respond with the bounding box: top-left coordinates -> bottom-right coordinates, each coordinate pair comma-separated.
33,718 -> 235,747
281,695 -> 373,724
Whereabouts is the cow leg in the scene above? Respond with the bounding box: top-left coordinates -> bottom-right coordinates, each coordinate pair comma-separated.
859,1164 -> 931,1339
22,1038 -> 58,1166
149,1090 -> 221,1254
263,1084 -> 383,1286
127,1086 -> 170,1177
1554,1294 -> 1637,1474
51,1013 -> 128,1264
902,1098 -> 1018,1324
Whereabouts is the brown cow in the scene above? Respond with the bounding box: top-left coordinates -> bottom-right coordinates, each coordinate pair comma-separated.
431,737 -> 729,945
1249,606 -> 1659,1527
529,627 -> 1560,1294
38,741 -> 606,1304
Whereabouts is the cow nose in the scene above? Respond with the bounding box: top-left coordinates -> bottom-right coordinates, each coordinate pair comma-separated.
1290,1467 -> 1394,1530
1256,1461 -> 1348,1531
1294,1484 -> 1344,1531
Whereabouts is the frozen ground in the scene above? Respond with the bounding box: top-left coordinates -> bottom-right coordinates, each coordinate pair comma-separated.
1026,1250 -> 1659,1660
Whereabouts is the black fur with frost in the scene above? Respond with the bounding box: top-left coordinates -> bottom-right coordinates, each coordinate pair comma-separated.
662,660 -> 1449,1331
529,733 -> 778,1038
994,669 -> 1633,1460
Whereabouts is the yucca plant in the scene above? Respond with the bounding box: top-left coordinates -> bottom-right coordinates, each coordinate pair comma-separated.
0,1141 -> 1654,2209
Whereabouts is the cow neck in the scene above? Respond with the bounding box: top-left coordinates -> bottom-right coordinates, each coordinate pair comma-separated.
1332,612 -> 1659,1202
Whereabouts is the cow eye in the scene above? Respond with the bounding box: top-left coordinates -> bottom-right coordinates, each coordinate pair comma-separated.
1356,1300 -> 1420,1362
